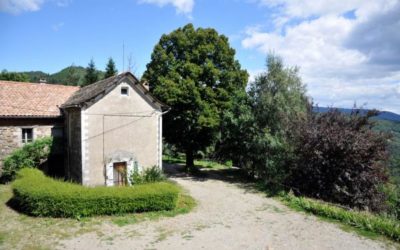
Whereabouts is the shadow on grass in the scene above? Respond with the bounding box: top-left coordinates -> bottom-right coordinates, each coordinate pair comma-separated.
5,197 -> 20,214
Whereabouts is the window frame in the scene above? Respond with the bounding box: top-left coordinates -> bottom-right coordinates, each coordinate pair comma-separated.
21,128 -> 33,144
121,86 -> 129,96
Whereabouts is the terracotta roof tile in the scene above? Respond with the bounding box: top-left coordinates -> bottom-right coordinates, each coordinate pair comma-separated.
0,81 -> 79,118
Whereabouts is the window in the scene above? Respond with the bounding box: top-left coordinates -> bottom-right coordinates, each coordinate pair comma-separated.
121,87 -> 129,96
22,128 -> 33,143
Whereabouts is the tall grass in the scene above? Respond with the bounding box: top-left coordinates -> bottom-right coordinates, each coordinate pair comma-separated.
281,193 -> 400,242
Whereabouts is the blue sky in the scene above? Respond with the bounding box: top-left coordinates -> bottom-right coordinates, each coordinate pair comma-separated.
1,0 -> 400,113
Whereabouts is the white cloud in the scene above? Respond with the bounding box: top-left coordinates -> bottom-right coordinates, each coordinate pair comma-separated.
55,0 -> 70,7
52,21 -> 64,31
256,0 -> 396,20
247,68 -> 264,83
243,0 -> 400,113
139,0 -> 194,16
0,0 -> 44,14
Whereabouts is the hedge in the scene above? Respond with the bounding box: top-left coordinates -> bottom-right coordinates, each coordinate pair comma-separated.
12,168 -> 179,218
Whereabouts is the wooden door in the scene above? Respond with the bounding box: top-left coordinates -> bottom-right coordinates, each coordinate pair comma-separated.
113,162 -> 127,186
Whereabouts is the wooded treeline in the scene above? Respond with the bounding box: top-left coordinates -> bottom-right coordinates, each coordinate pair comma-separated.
0,57 -> 118,86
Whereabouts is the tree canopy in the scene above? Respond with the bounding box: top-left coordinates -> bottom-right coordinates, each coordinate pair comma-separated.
143,23 -> 248,168
65,64 -> 81,86
83,59 -> 98,86
217,54 -> 308,185
104,57 -> 118,79
0,70 -> 29,82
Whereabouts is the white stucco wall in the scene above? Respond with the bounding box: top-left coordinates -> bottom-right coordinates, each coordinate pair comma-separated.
81,81 -> 162,186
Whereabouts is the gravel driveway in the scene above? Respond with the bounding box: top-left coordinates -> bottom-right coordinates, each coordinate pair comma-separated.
58,165 -> 396,250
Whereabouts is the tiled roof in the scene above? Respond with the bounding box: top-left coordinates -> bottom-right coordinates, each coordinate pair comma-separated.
0,81 -> 79,118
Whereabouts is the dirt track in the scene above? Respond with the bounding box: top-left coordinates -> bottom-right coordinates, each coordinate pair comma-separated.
58,166 -> 396,250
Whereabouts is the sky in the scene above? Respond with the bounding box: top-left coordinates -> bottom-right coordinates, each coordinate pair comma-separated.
1,0 -> 400,113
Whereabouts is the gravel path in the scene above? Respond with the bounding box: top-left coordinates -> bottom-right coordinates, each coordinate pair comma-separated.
58,166 -> 396,250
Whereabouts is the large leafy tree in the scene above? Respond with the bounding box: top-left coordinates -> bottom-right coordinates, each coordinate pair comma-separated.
83,59 -> 98,86
104,57 -> 118,79
249,55 -> 308,136
217,54 -> 308,186
143,24 -> 248,169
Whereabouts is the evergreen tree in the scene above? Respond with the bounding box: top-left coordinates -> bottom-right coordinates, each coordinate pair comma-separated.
83,59 -> 98,86
104,57 -> 118,79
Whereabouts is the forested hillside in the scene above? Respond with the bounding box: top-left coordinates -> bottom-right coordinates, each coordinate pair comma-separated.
1,66 -> 105,86
314,106 -> 400,122
374,119 -> 400,185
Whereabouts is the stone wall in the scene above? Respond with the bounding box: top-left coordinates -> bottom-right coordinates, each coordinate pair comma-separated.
0,127 -> 20,169
0,118 -> 64,174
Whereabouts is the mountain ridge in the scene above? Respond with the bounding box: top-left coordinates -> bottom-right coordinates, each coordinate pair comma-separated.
2,66 -> 105,86
313,106 -> 400,123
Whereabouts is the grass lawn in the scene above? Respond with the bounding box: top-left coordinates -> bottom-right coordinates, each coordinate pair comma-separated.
0,182 -> 195,250
163,155 -> 231,170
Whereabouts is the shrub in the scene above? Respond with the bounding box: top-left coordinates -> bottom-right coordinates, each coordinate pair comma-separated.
382,184 -> 400,220
12,168 -> 179,218
1,137 -> 53,183
290,108 -> 389,211
129,166 -> 166,185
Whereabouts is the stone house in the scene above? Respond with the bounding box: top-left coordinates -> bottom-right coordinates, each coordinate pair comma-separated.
0,80 -> 79,175
0,72 -> 168,186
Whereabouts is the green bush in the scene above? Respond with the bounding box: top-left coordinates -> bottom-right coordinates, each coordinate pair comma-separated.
281,193 -> 400,242
12,168 -> 179,218
1,137 -> 53,183
129,166 -> 166,185
382,184 -> 400,220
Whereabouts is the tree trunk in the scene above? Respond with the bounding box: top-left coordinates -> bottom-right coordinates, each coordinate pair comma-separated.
185,148 -> 194,172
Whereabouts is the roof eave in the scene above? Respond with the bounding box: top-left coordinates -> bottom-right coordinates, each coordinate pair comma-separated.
0,115 -> 63,119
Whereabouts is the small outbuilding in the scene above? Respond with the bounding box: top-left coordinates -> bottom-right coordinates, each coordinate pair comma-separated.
61,72 -> 168,186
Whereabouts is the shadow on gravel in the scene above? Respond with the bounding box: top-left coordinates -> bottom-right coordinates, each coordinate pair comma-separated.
163,162 -> 263,194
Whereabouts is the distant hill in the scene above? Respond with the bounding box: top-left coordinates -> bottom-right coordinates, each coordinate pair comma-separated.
23,71 -> 50,83
313,107 -> 400,123
4,66 -> 106,86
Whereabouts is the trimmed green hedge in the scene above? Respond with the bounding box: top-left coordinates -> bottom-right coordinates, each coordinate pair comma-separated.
281,193 -> 400,242
12,168 -> 179,218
